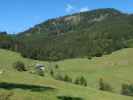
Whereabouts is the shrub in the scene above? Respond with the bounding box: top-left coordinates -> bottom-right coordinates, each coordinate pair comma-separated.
79,76 -> 87,86
57,96 -> 83,100
63,74 -> 72,83
95,53 -> 103,57
74,76 -> 87,86
50,69 -> 54,76
121,83 -> 133,96
74,77 -> 80,85
88,55 -> 92,60
55,64 -> 59,69
99,78 -> 112,92
37,70 -> 44,76
54,74 -> 72,83
13,61 -> 26,71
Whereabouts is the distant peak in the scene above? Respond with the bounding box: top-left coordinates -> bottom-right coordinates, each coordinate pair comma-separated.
89,8 -> 121,13
80,8 -> 123,16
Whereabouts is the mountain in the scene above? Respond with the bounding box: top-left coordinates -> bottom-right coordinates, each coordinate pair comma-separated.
17,8 -> 133,61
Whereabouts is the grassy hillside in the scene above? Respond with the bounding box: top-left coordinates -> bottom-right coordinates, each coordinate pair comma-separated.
0,49 -> 133,100
56,48 -> 133,93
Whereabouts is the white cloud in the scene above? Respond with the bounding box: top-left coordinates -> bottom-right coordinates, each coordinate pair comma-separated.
80,7 -> 89,12
66,4 -> 75,13
65,4 -> 89,13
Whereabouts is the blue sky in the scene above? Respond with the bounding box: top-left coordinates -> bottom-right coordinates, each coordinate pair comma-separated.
0,0 -> 133,34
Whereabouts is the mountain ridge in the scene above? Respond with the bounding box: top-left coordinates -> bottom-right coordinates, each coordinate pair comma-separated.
16,8 -> 133,61
18,8 -> 124,35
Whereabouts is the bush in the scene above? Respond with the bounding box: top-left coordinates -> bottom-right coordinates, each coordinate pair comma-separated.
121,83 -> 133,96
54,74 -> 72,83
63,74 -> 72,83
37,70 -> 44,76
13,61 -> 26,71
88,56 -> 92,60
57,96 -> 83,100
74,76 -> 87,86
50,69 -> 54,76
74,77 -> 80,85
80,76 -> 87,86
55,64 -> 59,69
99,78 -> 112,92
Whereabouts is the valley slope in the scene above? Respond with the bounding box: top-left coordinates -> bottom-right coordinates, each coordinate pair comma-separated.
0,48 -> 133,100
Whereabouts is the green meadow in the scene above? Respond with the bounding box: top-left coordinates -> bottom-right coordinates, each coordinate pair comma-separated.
0,48 -> 133,100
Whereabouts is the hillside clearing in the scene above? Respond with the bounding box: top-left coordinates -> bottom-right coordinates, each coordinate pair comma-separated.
0,48 -> 133,100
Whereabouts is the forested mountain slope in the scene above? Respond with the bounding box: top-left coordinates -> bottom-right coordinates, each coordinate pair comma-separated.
17,8 -> 133,61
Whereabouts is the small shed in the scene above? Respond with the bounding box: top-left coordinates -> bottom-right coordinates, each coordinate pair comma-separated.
35,63 -> 45,71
